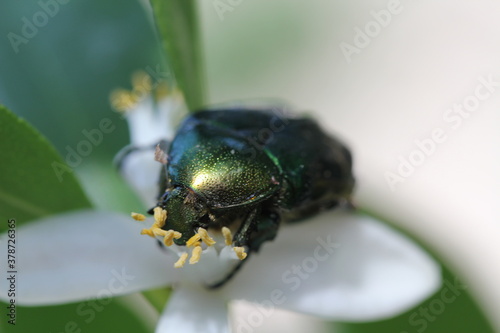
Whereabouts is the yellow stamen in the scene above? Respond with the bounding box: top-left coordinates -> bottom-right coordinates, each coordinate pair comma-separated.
163,229 -> 183,247
110,72 -> 180,114
163,230 -> 175,247
141,226 -> 166,238
155,81 -> 170,100
197,228 -> 216,246
140,229 -> 155,238
134,209 -> 247,267
131,212 -> 146,221
233,247 -> 248,260
109,89 -> 139,112
136,207 -> 169,239
222,227 -> 233,246
153,229 -> 167,237
153,207 -> 167,228
131,70 -> 152,95
174,253 -> 189,268
189,246 -> 203,264
186,233 -> 201,247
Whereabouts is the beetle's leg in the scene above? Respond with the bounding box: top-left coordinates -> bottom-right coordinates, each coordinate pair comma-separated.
232,208 -> 259,247
247,211 -> 281,253
207,259 -> 247,289
233,209 -> 281,252
205,210 -> 260,289
208,210 -> 281,289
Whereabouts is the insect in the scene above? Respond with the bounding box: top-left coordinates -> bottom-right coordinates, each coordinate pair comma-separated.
147,107 -> 355,286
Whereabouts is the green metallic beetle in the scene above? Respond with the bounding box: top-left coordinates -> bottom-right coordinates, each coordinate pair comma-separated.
151,108 -> 355,271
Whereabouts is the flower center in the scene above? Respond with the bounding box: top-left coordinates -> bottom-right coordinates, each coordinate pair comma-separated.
132,207 -> 247,269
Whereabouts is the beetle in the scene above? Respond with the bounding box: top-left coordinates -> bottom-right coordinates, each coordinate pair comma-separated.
148,107 -> 355,285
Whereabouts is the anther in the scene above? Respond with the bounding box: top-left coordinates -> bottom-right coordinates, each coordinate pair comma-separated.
140,229 -> 155,238
197,228 -> 216,246
174,253 -> 189,268
222,227 -> 233,246
163,230 -> 183,246
186,234 -> 201,247
131,212 -> 146,221
153,207 -> 167,228
153,229 -> 167,237
131,71 -> 152,93
233,247 -> 248,260
137,207 -> 169,239
189,246 -> 203,264
109,89 -> 138,112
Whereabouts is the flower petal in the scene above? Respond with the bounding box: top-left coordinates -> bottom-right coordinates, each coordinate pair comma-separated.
125,96 -> 172,147
119,95 -> 186,208
230,300 -> 329,333
120,147 -> 163,208
220,208 -> 441,321
156,286 -> 229,333
0,210 -> 180,305
119,97 -> 168,207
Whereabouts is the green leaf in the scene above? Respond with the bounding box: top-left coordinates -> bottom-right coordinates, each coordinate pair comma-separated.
142,287 -> 172,313
0,295 -> 154,333
0,105 -> 91,230
150,0 -> 205,111
0,0 -> 161,158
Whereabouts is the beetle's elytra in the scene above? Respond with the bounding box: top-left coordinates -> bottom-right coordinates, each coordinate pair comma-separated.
152,108 -> 355,280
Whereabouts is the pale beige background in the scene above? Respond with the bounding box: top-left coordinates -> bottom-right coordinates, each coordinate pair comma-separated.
194,1 -> 500,332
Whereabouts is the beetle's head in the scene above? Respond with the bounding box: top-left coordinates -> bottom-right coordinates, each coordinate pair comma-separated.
135,179 -> 248,273
159,187 -> 207,245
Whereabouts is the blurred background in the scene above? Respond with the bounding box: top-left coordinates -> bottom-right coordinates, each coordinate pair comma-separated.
1,0 -> 499,332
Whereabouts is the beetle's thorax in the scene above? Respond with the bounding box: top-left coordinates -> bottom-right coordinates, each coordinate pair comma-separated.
166,120 -> 283,210
158,187 -> 206,244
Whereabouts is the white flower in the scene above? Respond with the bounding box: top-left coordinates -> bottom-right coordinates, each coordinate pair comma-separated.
0,89 -> 441,333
